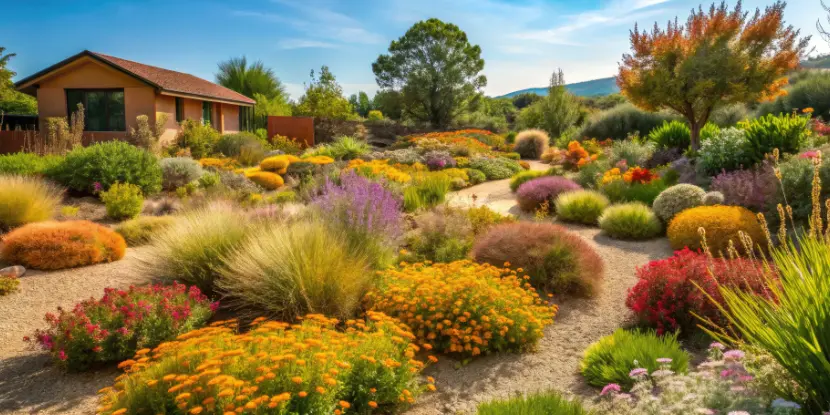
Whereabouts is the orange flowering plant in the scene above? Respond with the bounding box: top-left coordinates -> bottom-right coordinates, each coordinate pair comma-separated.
98,313 -> 430,415
364,261 -> 557,359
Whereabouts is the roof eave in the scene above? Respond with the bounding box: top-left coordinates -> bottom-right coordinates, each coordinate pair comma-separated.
158,90 -> 255,106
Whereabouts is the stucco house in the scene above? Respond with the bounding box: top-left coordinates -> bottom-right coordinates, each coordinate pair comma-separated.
14,50 -> 255,145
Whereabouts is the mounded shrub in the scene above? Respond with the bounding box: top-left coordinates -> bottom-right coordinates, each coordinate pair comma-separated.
554,190 -> 610,225
140,204 -> 251,294
0,152 -> 63,176
176,119 -> 220,159
648,120 -> 690,149
29,282 -> 215,372
581,329 -> 689,390
651,184 -> 706,223
424,150 -> 457,170
710,162 -> 778,211
98,313 -> 428,415
598,203 -> 662,240
667,205 -> 766,255
159,157 -> 203,190
216,131 -> 267,158
697,127 -> 752,175
99,182 -> 144,220
741,113 -> 810,164
218,221 -> 372,320
259,155 -> 293,173
626,248 -> 772,335
579,103 -> 678,141
607,140 -> 654,167
513,129 -> 550,159
477,391 -> 591,415
114,216 -> 176,246
516,176 -> 581,213
365,260 -> 557,357
46,141 -> 162,195
1,220 -> 126,270
0,175 -> 63,230
465,168 -> 486,185
472,222 -> 604,297
510,170 -> 547,192
470,156 -> 523,180
247,171 -> 285,190
703,191 -> 724,205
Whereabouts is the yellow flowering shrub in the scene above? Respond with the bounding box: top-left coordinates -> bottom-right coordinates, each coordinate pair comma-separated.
199,158 -> 236,171
439,168 -> 469,183
347,159 -> 412,183
260,156 -> 291,173
453,157 -> 470,168
667,205 -> 767,256
365,261 -> 557,358
98,313 -> 430,415
247,172 -> 285,190
303,156 -> 335,165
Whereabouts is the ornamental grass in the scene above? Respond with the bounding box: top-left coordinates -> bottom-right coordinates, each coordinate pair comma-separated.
0,175 -> 63,230
364,260 -> 557,358
97,312 -> 429,415
1,220 -> 126,270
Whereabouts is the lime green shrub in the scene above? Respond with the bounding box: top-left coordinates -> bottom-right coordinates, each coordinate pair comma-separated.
100,182 -> 144,220
648,120 -> 690,149
581,329 -> 689,390
404,174 -> 451,212
510,170 -> 547,192
0,153 -> 63,176
114,216 -> 176,246
555,190 -> 610,225
176,119 -> 221,158
0,175 -> 63,230
477,391 -> 592,415
598,203 -> 662,240
741,113 -> 810,164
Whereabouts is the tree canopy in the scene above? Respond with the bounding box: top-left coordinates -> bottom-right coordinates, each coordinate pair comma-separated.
0,46 -> 37,115
372,18 -> 486,128
294,66 -> 355,120
516,69 -> 582,138
348,91 -> 374,117
618,1 -> 808,150
216,56 -> 291,117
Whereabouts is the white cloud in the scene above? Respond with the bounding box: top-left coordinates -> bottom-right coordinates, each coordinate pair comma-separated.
277,39 -> 337,50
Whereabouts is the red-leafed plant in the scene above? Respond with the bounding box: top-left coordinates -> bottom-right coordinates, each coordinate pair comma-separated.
27,282 -> 217,371
626,248 -> 773,335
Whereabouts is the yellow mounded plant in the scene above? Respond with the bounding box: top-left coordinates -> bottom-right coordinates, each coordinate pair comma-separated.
302,155 -> 335,165
97,312 -> 431,415
364,260 -> 557,359
667,205 -> 767,255
247,171 -> 285,190
199,158 -> 236,171
346,159 -> 412,183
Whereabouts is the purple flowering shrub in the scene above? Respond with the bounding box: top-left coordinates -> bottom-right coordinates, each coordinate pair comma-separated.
27,282 -> 216,371
710,162 -> 778,211
313,170 -> 404,242
516,176 -> 581,213
424,150 -> 457,171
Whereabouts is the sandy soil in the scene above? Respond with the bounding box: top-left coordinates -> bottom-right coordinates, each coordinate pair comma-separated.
0,248 -> 154,415
0,161 -> 674,414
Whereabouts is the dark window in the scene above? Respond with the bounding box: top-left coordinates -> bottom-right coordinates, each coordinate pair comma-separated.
66,89 -> 126,132
175,98 -> 184,122
202,101 -> 212,126
239,106 -> 250,131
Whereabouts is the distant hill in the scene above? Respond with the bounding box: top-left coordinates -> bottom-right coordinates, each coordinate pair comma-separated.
801,55 -> 830,69
498,77 -> 619,98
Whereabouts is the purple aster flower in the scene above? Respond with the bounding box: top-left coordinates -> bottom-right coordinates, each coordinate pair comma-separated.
629,368 -> 648,378
709,342 -> 725,350
723,350 -> 745,361
600,383 -> 621,396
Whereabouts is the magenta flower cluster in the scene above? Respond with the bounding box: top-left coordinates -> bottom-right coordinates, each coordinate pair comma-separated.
424,151 -> 456,171
710,162 -> 778,211
516,176 -> 581,212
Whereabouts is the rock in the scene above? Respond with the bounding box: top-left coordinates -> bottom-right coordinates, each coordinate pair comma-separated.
0,265 -> 25,278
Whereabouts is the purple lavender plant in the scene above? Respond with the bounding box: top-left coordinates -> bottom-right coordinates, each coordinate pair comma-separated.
424,151 -> 456,171
710,162 -> 778,211
312,170 -> 404,241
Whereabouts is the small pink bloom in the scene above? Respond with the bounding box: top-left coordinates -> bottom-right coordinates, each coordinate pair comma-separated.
629,368 -> 648,378
600,383 -> 621,396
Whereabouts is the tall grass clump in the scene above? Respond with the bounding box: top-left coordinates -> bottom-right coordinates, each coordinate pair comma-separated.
477,391 -> 592,415
404,174 -> 451,212
0,175 -> 63,230
305,135 -> 370,160
218,221 -> 371,320
648,120 -> 690,149
513,129 -> 550,159
554,190 -> 610,225
114,216 -> 176,246
140,204 -> 250,294
598,203 -> 662,240
581,329 -> 689,390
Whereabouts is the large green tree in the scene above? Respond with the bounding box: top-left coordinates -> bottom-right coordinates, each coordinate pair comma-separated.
216,56 -> 290,116
517,69 -> 582,138
294,66 -> 355,120
0,47 -> 37,115
372,90 -> 404,120
348,91 -> 374,117
372,18 -> 486,128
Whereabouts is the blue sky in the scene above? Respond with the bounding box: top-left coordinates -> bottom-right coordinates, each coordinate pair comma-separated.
3,0 -> 827,99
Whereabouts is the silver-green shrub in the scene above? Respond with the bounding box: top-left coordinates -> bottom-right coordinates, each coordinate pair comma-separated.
652,184 -> 706,223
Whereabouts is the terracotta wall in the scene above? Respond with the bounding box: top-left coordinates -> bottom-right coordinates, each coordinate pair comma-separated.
267,116 -> 315,147
222,104 -> 240,133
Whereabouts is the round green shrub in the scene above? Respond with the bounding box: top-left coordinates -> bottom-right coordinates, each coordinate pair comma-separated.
510,170 -> 547,192
598,203 -> 662,240
470,157 -> 523,180
465,168 -> 487,185
651,184 -> 706,223
46,141 -> 162,195
648,120 -> 690,149
607,140 -> 655,167
555,190 -> 610,225
477,391 -> 591,415
741,113 -> 809,163
581,329 -> 689,390
115,216 -> 177,246
176,120 -> 220,159
159,157 -> 203,190
99,182 -> 144,220
513,129 -> 550,159
697,127 -> 752,175
216,132 -> 268,157
703,191 -> 725,206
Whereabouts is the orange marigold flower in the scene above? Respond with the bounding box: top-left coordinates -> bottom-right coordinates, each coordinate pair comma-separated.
369,401 -> 378,408
339,401 -> 351,408
298,391 -> 308,398
291,376 -> 303,384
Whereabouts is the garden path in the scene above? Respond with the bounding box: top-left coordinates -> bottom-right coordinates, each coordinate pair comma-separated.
0,248 -> 154,415
407,162 -> 674,415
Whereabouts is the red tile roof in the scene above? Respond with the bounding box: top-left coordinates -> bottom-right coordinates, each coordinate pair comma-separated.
90,52 -> 255,105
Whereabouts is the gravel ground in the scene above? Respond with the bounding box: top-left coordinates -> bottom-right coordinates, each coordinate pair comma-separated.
0,161 -> 674,414
0,248 -> 154,415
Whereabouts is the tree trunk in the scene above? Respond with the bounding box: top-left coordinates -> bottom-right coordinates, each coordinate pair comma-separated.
690,121 -> 702,152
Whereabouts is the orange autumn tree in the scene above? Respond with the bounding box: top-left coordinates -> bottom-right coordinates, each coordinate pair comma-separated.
618,1 -> 808,150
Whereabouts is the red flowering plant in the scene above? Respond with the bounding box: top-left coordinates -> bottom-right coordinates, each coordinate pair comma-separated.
626,248 -> 774,336
623,166 -> 658,184
26,282 -> 216,371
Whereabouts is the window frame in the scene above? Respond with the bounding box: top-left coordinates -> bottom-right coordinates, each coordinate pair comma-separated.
65,88 -> 126,132
202,101 -> 212,126
175,97 -> 185,122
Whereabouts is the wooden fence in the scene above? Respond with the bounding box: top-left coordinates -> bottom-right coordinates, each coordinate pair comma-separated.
0,130 -> 28,154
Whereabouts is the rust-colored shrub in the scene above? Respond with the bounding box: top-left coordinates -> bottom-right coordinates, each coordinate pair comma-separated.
1,220 -> 126,270
472,222 -> 604,297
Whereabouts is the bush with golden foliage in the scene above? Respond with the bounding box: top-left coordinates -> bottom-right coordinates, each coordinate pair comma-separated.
0,175 -> 63,230
513,129 -> 550,159
667,205 -> 766,255
1,220 -> 126,270
247,171 -> 285,190
97,313 -> 430,415
260,155 -> 300,174
364,260 -> 557,358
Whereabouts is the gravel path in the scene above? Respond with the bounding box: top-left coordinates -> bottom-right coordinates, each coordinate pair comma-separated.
405,162 -> 674,414
0,248 -> 154,415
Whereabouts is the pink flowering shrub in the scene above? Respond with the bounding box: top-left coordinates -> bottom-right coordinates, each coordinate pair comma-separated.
27,282 -> 216,371
710,162 -> 778,211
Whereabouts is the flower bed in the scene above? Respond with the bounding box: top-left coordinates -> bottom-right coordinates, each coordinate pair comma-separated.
28,283 -> 216,371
